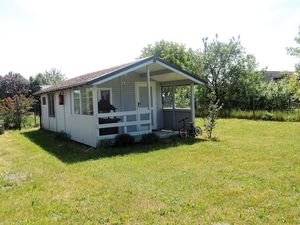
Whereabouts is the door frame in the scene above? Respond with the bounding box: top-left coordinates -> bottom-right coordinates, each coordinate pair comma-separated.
135,81 -> 157,130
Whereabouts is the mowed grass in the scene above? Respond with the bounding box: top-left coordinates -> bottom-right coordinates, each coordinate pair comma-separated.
0,119 -> 299,224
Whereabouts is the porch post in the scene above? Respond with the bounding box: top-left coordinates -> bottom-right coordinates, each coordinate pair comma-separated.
191,83 -> 195,123
147,66 -> 152,131
172,86 -> 175,130
92,85 -> 98,142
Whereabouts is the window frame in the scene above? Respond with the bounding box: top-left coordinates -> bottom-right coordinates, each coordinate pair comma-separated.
174,85 -> 191,110
81,87 -> 94,115
161,86 -> 173,109
42,96 -> 46,105
48,93 -> 55,117
72,88 -> 81,114
59,93 -> 64,105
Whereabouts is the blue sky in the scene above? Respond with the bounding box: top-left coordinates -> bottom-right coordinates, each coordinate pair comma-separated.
0,0 -> 299,79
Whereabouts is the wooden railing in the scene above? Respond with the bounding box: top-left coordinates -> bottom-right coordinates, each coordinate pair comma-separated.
97,109 -> 151,140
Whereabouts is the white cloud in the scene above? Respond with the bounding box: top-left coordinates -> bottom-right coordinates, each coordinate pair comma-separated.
0,0 -> 299,78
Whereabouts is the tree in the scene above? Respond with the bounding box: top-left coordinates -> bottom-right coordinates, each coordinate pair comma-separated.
0,95 -> 35,129
29,68 -> 65,95
287,27 -> 300,73
140,40 -> 201,75
201,35 -> 259,110
260,73 -> 299,111
42,68 -> 65,85
0,72 -> 29,99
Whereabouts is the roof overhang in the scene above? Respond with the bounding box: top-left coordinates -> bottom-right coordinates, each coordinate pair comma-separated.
90,57 -> 205,86
34,56 -> 205,95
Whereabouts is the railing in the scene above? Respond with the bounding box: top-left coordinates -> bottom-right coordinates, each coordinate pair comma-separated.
97,109 -> 151,140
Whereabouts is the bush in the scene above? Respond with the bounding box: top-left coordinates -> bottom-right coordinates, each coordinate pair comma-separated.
115,134 -> 135,147
261,112 -> 273,120
55,131 -> 71,142
141,133 -> 159,145
220,108 -> 300,122
97,139 -> 112,149
0,95 -> 35,129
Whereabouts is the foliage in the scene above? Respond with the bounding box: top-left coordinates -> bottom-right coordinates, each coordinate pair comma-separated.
55,131 -> 71,142
141,133 -> 160,145
0,72 -> 29,99
220,109 -> 300,121
96,139 -> 113,149
140,37 -> 299,113
174,86 -> 191,109
1,119 -> 300,224
203,90 -> 222,139
201,35 -> 260,110
287,26 -> 300,73
140,39 -> 201,75
115,133 -> 135,147
29,68 -> 65,94
259,73 -> 299,111
0,95 -> 35,129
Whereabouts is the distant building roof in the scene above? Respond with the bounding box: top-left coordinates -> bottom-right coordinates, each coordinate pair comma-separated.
262,71 -> 295,82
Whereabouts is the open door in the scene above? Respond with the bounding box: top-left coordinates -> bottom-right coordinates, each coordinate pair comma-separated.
135,82 -> 157,130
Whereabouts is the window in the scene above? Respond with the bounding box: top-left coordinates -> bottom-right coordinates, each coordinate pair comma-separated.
59,93 -> 64,105
162,86 -> 173,109
48,93 -> 55,117
73,89 -> 81,114
81,87 -> 93,115
174,85 -> 191,109
42,97 -> 46,105
98,88 -> 112,113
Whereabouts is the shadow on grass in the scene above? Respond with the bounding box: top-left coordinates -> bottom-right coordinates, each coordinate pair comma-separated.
21,129 -> 205,164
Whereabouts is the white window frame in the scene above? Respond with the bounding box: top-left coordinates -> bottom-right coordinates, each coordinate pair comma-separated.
72,88 -> 82,114
48,93 -> 55,117
81,86 -> 94,115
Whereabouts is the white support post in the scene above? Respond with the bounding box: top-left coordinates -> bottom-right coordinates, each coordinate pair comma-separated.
124,115 -> 127,133
172,85 -> 176,130
92,85 -> 98,140
147,66 -> 152,131
191,83 -> 195,123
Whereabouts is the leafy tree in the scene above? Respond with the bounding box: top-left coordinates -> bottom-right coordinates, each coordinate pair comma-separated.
201,35 -> 259,110
29,68 -> 65,93
29,76 -> 41,94
42,68 -> 65,85
140,40 -> 201,74
243,71 -> 264,118
0,72 -> 29,99
0,95 -> 35,129
260,73 -> 299,111
29,68 -> 65,98
287,27 -> 300,73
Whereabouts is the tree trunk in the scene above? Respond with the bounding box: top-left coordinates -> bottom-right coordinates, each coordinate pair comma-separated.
252,96 -> 256,120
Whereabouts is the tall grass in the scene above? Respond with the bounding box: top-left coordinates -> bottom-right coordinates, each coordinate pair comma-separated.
220,109 -> 300,122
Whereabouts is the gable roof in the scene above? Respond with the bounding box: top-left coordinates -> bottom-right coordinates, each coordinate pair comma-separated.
262,71 -> 295,82
35,57 -> 205,95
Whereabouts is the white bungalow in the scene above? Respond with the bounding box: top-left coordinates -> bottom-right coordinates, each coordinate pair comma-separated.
36,57 -> 205,147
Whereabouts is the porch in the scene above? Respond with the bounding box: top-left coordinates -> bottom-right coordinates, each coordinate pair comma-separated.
92,58 -> 203,142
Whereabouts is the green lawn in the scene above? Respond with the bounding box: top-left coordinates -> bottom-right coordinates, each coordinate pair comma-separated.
0,119 -> 299,224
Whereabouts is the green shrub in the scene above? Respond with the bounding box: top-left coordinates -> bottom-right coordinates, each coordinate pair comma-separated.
261,112 -> 273,120
220,109 -> 300,122
141,133 -> 159,145
55,131 -> 71,142
97,139 -> 112,149
115,134 -> 135,147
